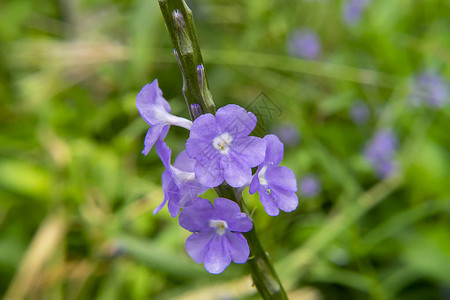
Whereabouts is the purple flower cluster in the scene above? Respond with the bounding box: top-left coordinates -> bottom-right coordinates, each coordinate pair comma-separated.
136,79 -> 299,273
364,129 -> 398,178
410,72 -> 448,109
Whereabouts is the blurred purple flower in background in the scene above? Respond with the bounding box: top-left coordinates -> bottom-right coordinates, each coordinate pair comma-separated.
410,72 -> 448,108
179,197 -> 253,274
299,174 -> 321,198
271,124 -> 301,147
343,0 -> 371,24
349,100 -> 370,125
287,29 -> 321,59
364,129 -> 398,178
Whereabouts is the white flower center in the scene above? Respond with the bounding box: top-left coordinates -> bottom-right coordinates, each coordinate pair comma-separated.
258,165 -> 268,186
212,132 -> 233,154
209,219 -> 228,236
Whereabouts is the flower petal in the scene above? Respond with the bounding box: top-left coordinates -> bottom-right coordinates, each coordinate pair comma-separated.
259,187 -> 280,216
249,173 -> 260,195
216,104 -> 257,139
222,154 -> 252,188
167,195 -> 182,217
185,114 -> 220,162
179,198 -> 214,232
155,140 -> 172,169
263,134 -> 284,165
179,180 -> 209,207
142,124 -> 168,155
188,113 -> 219,141
173,150 -> 195,172
266,166 -> 297,192
186,140 -> 219,164
194,158 -> 224,188
204,234 -> 231,274
213,198 -> 253,232
164,170 -> 182,217
231,136 -> 266,167
153,170 -> 172,215
185,231 -> 214,264
224,232 -> 250,264
271,188 -> 299,213
136,79 -> 171,125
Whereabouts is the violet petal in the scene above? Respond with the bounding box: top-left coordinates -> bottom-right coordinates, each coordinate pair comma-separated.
222,153 -> 252,188
204,234 -> 231,274
232,136 -> 266,167
216,104 -> 257,139
185,231 -> 214,264
179,198 -> 214,232
142,124 -> 168,155
259,188 -> 280,216
224,232 -> 250,264
262,134 -> 284,165
266,166 -> 297,192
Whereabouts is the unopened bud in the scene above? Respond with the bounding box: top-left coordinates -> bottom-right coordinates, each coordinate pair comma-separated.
197,64 -> 205,92
173,10 -> 185,30
191,103 -> 203,119
172,10 -> 193,55
196,64 -> 214,112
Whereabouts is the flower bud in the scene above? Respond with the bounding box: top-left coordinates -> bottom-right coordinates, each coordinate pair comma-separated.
172,10 -> 193,55
191,103 -> 203,119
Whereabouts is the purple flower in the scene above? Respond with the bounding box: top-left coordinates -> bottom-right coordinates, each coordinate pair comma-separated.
287,29 -> 321,60
299,174 -> 321,198
271,124 -> 301,147
153,141 -> 208,217
364,130 -> 398,178
179,197 -> 253,274
249,135 -> 298,216
343,0 -> 371,24
349,100 -> 370,125
185,104 -> 266,188
136,79 -> 193,155
410,72 -> 448,108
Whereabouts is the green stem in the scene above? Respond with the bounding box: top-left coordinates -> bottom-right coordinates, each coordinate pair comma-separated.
158,0 -> 215,118
157,1 -> 288,298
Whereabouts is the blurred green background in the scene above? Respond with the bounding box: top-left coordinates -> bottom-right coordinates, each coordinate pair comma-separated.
1,0 -> 450,299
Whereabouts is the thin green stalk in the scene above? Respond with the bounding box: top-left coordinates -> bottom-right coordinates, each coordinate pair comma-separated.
157,1 -> 288,299
158,0 -> 215,118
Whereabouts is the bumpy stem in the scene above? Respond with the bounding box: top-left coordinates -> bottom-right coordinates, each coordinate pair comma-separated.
157,1 -> 288,299
158,0 -> 215,118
